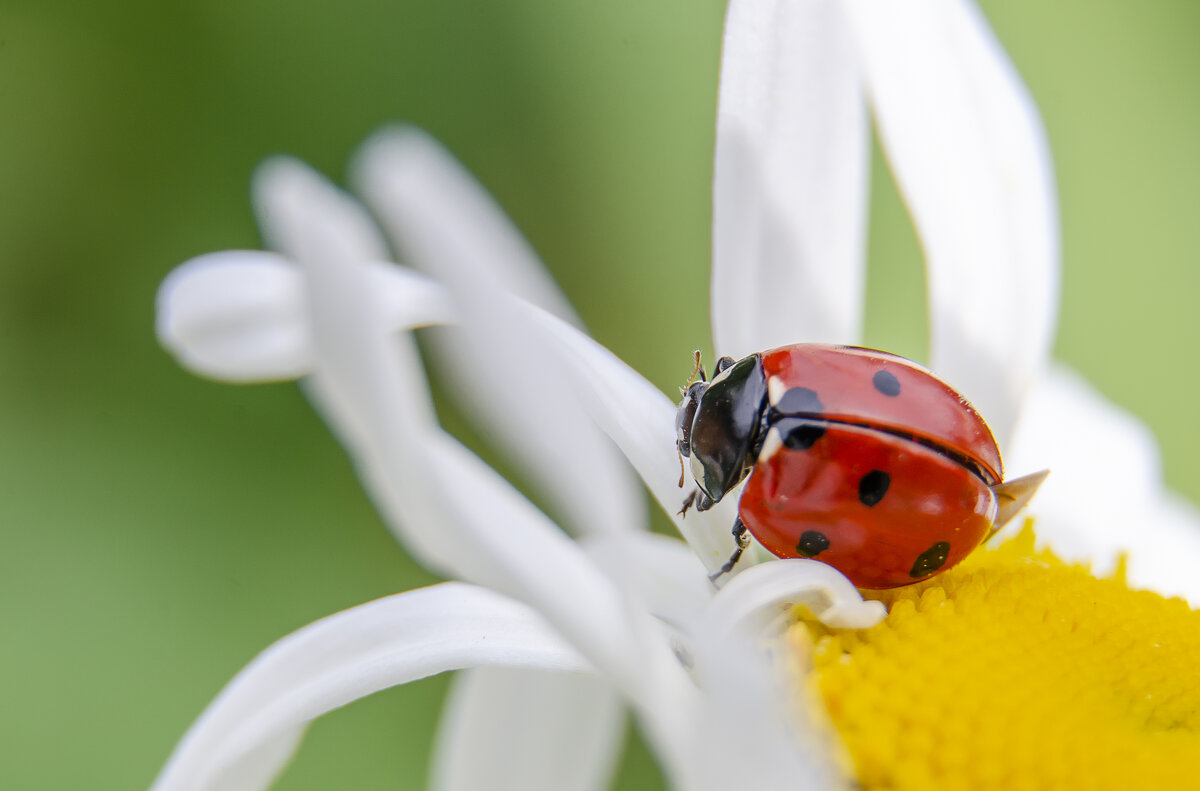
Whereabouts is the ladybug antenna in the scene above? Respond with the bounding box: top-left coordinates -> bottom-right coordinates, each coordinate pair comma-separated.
683,349 -> 707,390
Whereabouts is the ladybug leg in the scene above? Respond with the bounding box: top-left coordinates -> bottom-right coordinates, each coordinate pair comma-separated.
714,356 -> 735,374
677,488 -> 714,518
708,517 -> 750,584
677,489 -> 697,517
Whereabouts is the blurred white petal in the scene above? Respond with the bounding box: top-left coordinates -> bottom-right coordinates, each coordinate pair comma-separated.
255,155 -> 391,263
150,583 -> 591,791
846,0 -> 1059,448
156,251 -> 454,383
354,127 -> 646,537
156,251 -> 311,382
707,558 -> 887,633
1005,366 -> 1200,604
712,0 -> 869,358
432,669 -> 624,791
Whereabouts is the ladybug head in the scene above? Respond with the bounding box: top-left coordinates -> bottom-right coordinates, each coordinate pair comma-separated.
675,354 -> 768,505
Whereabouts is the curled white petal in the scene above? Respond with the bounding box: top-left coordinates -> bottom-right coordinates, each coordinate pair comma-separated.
156,252 -> 456,383
156,251 -> 311,382
150,583 -> 591,791
354,127 -> 646,537
713,0 -> 869,358
707,558 -> 887,632
1006,365 -> 1200,605
432,668 -> 624,791
846,0 -> 1059,448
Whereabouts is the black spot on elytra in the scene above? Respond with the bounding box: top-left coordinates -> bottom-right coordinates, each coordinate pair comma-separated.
796,530 -> 830,558
858,470 -> 890,506
873,369 -> 901,397
783,422 -> 826,450
775,386 -> 824,415
910,541 -> 950,578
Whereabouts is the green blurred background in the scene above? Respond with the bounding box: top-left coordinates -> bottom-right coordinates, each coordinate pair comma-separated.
1,1 -> 1197,788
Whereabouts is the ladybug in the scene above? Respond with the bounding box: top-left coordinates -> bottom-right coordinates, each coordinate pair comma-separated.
675,344 -> 1047,588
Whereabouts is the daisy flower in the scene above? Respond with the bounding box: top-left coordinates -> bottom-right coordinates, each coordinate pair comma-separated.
152,0 -> 1200,789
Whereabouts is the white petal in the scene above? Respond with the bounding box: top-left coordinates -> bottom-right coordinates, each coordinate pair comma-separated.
156,251 -> 311,382
1005,366 -> 1200,604
150,583 -> 591,791
712,0 -> 869,359
354,127 -> 646,537
520,303 -> 745,576
157,252 -> 455,383
707,558 -> 887,633
846,0 -> 1059,448
432,668 -> 624,791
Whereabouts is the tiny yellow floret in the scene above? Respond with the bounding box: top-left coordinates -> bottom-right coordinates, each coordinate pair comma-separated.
790,524 -> 1200,790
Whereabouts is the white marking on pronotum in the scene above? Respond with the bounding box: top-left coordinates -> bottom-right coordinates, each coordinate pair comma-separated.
767,376 -> 787,407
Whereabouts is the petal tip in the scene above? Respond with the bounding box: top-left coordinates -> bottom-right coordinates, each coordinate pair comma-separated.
155,251 -> 311,382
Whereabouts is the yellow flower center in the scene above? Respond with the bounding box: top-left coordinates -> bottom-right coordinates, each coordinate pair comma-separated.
789,525 -> 1200,789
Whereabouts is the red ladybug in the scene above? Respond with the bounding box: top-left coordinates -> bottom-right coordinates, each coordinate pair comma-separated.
675,344 -> 1047,589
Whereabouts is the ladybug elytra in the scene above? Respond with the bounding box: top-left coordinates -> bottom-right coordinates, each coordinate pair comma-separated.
676,344 -> 1047,589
